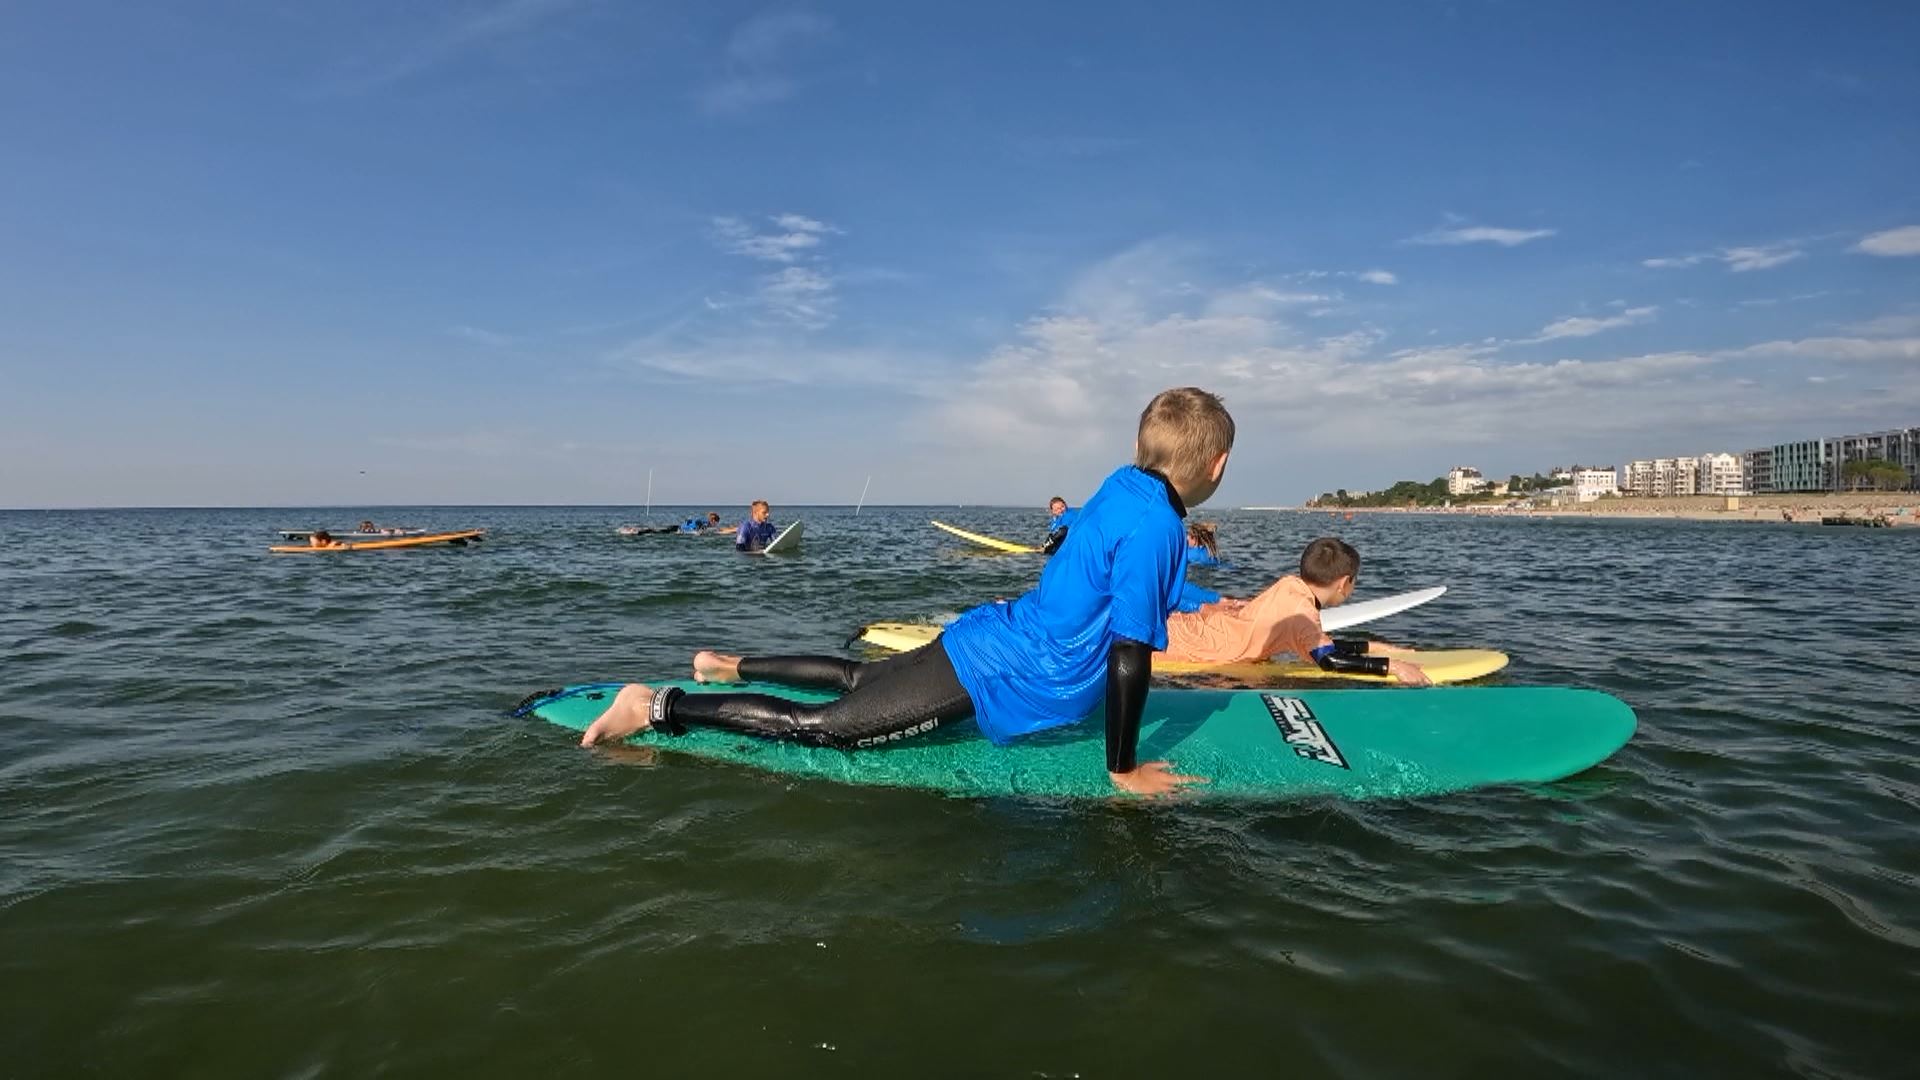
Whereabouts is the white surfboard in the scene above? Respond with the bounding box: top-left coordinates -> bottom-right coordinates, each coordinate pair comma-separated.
1321,586 -> 1447,631
759,520 -> 804,555
910,585 -> 1445,633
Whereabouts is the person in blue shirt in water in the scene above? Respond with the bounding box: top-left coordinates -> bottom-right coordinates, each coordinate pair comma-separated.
1040,496 -> 1080,555
581,388 -> 1236,797
734,500 -> 777,552
1185,521 -> 1221,566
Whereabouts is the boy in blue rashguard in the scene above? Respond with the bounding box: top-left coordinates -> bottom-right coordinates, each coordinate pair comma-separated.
734,500 -> 776,551
1040,496 -> 1079,555
582,388 -> 1236,797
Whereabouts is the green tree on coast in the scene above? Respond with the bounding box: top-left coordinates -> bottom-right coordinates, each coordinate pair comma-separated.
1842,459 -> 1913,491
1311,477 -> 1463,507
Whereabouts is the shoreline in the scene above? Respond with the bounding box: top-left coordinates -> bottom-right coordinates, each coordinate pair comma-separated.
1282,493 -> 1920,526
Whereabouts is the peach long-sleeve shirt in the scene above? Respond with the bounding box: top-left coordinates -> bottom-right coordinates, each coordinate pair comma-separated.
1159,575 -> 1330,664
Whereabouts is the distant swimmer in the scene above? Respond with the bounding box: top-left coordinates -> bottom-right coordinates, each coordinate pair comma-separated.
1185,521 -> 1221,567
1040,496 -> 1080,555
735,500 -> 778,552
1167,537 -> 1430,684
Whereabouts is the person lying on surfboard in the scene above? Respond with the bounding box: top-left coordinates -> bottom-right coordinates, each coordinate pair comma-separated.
580,387 -> 1236,797
308,530 -> 343,549
734,500 -> 777,552
1040,496 -> 1079,555
1165,537 -> 1430,684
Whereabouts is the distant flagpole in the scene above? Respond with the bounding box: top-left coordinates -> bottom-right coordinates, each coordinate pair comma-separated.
855,474 -> 873,515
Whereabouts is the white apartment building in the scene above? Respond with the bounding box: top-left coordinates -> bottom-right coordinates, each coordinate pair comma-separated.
1697,452 -> 1744,495
1446,466 -> 1486,496
1622,457 -> 1701,497
1571,467 -> 1618,502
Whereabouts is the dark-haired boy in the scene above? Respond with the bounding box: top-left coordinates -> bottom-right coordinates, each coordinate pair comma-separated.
1162,537 -> 1431,685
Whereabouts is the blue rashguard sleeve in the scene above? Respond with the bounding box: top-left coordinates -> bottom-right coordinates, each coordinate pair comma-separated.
1175,580 -> 1220,614
1108,524 -> 1184,650
734,522 -> 753,550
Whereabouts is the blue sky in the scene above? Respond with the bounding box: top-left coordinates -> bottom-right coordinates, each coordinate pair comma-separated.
2,0 -> 1917,508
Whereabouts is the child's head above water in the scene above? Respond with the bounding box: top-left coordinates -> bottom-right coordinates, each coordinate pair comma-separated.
1134,387 -> 1234,501
1300,536 -> 1360,596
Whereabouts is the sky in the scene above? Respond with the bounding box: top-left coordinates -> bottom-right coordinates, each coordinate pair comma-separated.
2,0 -> 1917,509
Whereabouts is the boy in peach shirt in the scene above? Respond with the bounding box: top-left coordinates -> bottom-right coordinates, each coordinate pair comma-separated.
1161,537 -> 1431,685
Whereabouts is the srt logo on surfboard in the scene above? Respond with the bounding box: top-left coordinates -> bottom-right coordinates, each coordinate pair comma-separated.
1263,695 -> 1350,770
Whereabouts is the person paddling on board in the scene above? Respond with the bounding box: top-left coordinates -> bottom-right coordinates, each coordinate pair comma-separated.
1165,537 -> 1430,684
580,388 -> 1235,797
1040,496 -> 1079,555
1184,521 -> 1221,567
308,530 -> 343,549
735,500 -> 777,552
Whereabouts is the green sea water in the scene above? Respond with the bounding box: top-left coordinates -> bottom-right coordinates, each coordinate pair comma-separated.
2,506 -> 1915,1077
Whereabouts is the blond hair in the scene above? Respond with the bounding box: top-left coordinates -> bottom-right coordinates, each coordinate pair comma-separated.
751,499 -> 770,512
1135,388 -> 1234,487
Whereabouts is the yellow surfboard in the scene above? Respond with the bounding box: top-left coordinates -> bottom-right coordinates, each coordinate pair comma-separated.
269,529 -> 486,553
930,520 -> 1042,554
855,621 -> 1508,685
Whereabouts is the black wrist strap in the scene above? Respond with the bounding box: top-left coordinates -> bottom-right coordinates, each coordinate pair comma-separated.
650,686 -> 687,736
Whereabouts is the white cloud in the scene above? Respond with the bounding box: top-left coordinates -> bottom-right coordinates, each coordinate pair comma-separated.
1408,225 -> 1556,247
1525,306 -> 1657,343
1855,225 -> 1920,257
708,212 -> 842,329
318,0 -> 583,95
712,214 -> 835,263
760,266 -> 835,329
1726,336 -> 1920,364
1845,312 -> 1920,337
699,11 -> 834,115
1293,268 -> 1399,285
1723,245 -> 1804,272
910,249 -> 1920,488
1643,243 -> 1804,273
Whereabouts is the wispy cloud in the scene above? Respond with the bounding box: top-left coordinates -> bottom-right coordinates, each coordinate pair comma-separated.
1523,306 -> 1657,344
1644,242 -> 1805,272
759,266 -> 836,329
1854,225 -> 1920,257
1295,268 -> 1400,286
1845,312 -> 1920,337
317,0 -> 583,95
1407,224 -> 1556,247
699,11 -> 834,115
708,213 -> 843,328
712,214 -> 836,263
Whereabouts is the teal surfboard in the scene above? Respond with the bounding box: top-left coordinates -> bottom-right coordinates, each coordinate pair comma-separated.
512,681 -> 1635,800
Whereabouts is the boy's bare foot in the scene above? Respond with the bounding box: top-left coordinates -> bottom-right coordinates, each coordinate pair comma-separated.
580,683 -> 655,746
692,650 -> 743,684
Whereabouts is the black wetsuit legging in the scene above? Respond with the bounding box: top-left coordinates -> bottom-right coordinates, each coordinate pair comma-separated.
663,640 -> 976,750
